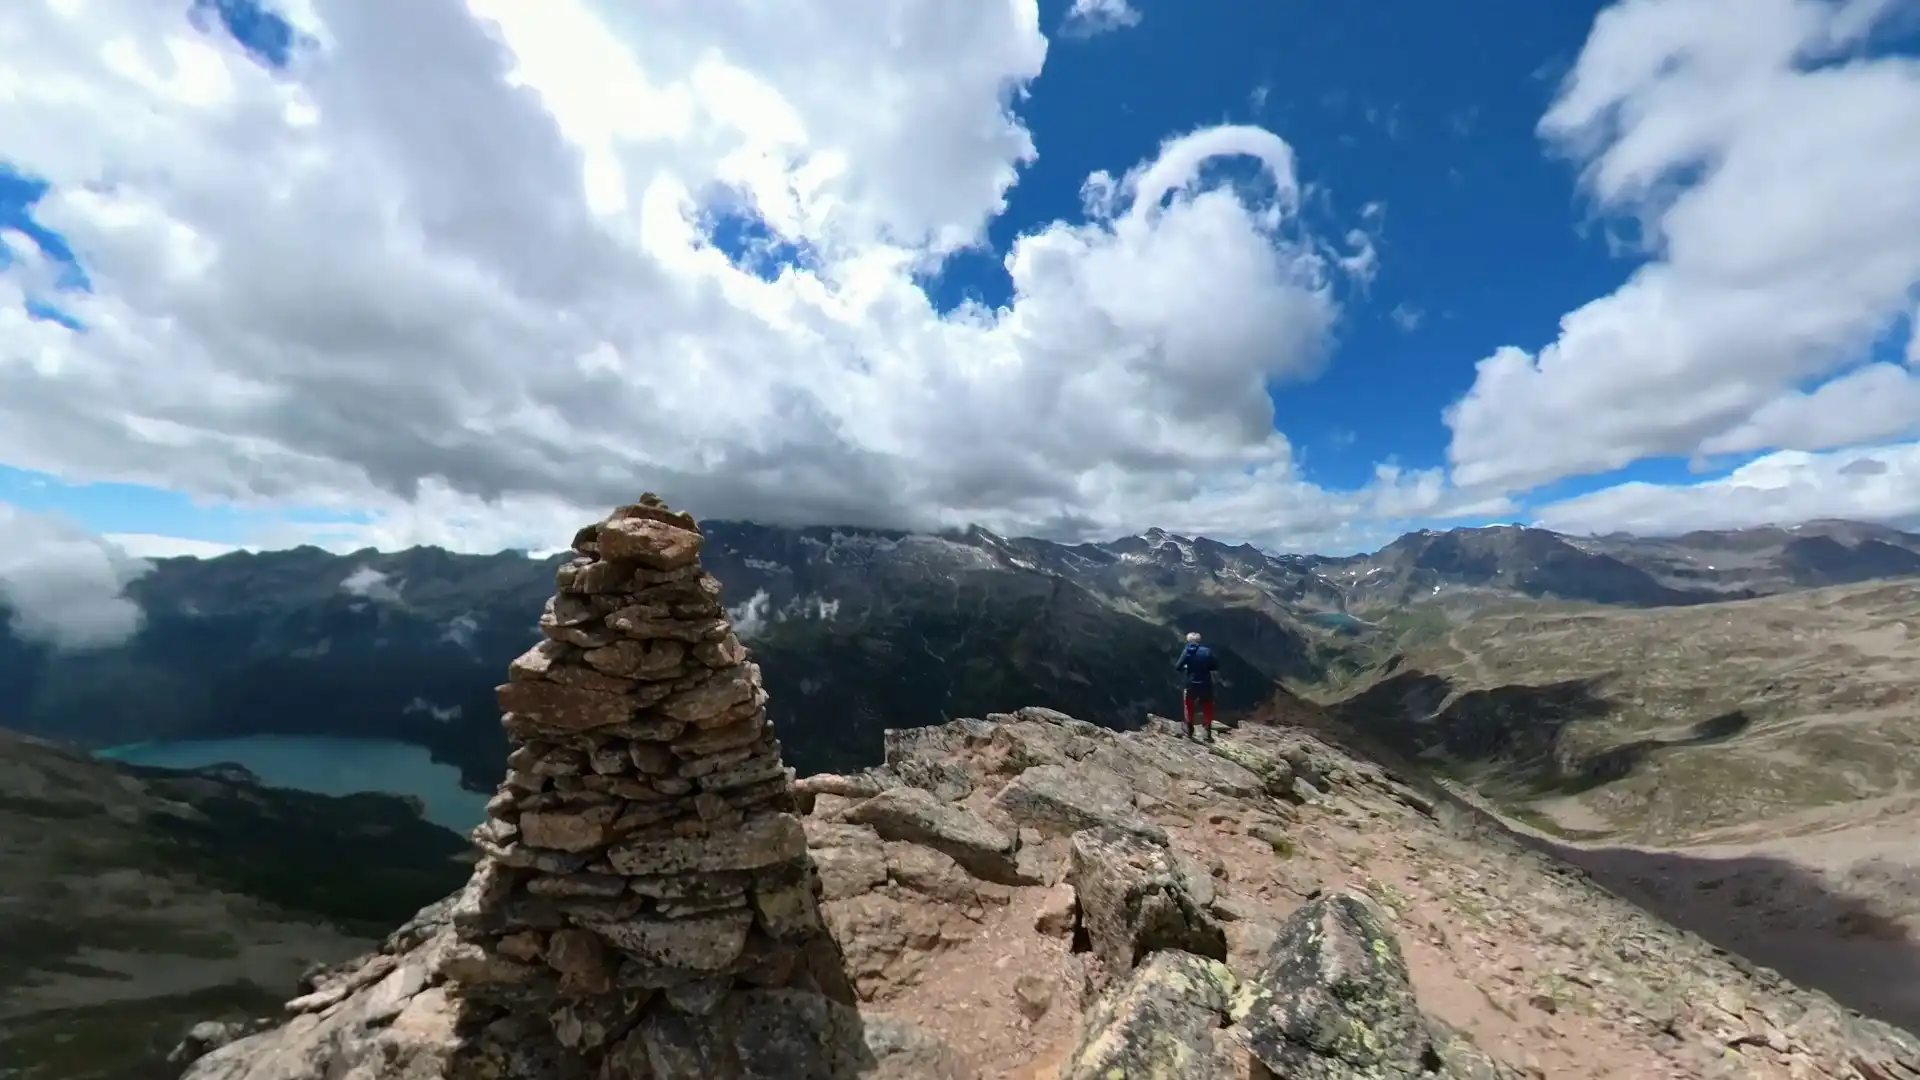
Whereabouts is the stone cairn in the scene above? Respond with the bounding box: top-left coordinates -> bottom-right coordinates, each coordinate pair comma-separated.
447,496 -> 848,1075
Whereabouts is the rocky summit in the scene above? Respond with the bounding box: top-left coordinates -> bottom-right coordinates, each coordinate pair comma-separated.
168,500 -> 1920,1080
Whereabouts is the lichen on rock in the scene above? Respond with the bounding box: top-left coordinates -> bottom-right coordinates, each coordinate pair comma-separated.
1064,949 -> 1241,1080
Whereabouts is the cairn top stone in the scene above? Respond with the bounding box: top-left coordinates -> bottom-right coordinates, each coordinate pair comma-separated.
571,498 -> 703,566
597,515 -> 703,569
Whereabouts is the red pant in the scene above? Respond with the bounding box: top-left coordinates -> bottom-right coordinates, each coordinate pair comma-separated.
1183,689 -> 1215,728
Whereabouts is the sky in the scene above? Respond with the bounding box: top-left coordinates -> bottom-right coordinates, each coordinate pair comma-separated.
2,0 -> 1920,647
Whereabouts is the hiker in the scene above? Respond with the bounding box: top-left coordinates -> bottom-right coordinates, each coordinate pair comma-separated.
1173,631 -> 1219,741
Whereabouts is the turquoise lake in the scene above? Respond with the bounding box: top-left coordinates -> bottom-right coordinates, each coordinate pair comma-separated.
99,734 -> 488,834
1305,611 -> 1374,634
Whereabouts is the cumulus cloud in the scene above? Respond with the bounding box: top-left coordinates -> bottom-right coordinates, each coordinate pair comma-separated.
727,589 -> 773,639
339,565 -> 402,603
0,502 -> 151,649
0,0 -> 1434,555
441,612 -> 479,650
1062,0 -> 1142,37
1446,0 -> 1920,494
723,587 -> 842,641
1695,362 -> 1920,457
1534,442 -> 1920,536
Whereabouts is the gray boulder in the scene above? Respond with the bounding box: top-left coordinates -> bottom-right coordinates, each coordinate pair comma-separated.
989,765 -> 1167,845
1063,950 -> 1240,1080
1068,827 -> 1226,978
1234,890 -> 1516,1079
843,787 -> 1024,884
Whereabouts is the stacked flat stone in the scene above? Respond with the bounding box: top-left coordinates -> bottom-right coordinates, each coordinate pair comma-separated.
449,495 -> 837,1066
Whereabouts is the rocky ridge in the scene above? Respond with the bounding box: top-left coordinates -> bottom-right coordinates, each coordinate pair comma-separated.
169,700 -> 1920,1080
167,501 -> 1920,1080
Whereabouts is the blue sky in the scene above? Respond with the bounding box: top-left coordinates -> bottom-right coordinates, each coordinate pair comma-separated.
946,0 -> 1652,499
3,0 -> 1919,557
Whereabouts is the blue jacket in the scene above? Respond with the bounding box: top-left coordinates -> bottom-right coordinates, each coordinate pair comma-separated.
1174,642 -> 1218,687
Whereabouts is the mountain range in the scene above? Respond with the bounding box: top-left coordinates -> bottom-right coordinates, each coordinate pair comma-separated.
6,516 -> 1920,791
9,513 -> 1920,1078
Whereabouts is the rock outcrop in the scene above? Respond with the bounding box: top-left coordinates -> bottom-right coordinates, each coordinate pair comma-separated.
776,709 -> 1920,1079
169,502 -> 1920,1080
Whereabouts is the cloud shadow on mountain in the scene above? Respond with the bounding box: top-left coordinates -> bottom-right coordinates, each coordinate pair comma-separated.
1325,667 -> 1757,797
1553,707 -> 1753,795
1299,672 -> 1920,1036
1518,836 -> 1920,1036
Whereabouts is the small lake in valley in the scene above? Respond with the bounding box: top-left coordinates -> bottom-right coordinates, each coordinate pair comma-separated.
98,734 -> 488,833
1305,611 -> 1375,635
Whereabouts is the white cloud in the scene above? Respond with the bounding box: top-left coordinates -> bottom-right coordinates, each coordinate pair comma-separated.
103,533 -> 242,559
723,586 -> 843,641
0,503 -> 150,649
1696,362 -> 1920,456
441,612 -> 479,650
403,697 -> 462,723
1446,0 -> 1920,495
0,0 -> 1414,555
339,564 -> 402,603
1534,442 -> 1920,536
1062,0 -> 1142,37
728,589 -> 772,639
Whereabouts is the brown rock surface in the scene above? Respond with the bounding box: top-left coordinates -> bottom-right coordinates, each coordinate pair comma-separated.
794,713 -> 1920,1080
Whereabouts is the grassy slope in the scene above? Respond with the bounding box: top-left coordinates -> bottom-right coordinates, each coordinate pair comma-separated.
1328,580 -> 1920,845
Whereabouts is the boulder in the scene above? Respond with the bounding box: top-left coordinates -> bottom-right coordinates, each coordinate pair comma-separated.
889,756 -> 975,803
793,772 -> 890,801
1063,950 -> 1241,1080
1207,740 -> 1302,800
882,842 -> 985,911
181,952 -> 460,1080
805,822 -> 890,901
989,765 -> 1167,845
844,786 -> 1025,884
882,719 -> 997,766
1100,734 -> 1268,800
1068,827 -> 1226,978
1234,890 -> 1438,1079
1427,1020 -> 1531,1079
167,1020 -> 276,1068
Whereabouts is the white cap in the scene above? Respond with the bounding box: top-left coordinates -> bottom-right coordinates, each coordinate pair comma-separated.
1185,631 -> 1201,644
